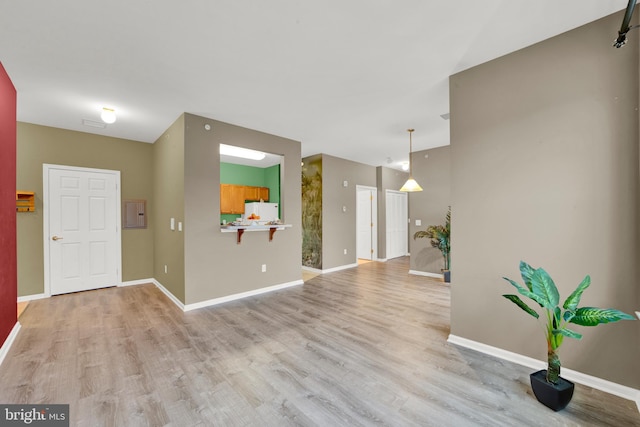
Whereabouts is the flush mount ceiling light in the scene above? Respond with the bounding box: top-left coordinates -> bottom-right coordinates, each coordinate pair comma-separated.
399,128 -> 423,192
100,107 -> 116,124
219,144 -> 266,161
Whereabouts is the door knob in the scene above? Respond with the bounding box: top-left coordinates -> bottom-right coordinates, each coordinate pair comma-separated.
51,236 -> 63,241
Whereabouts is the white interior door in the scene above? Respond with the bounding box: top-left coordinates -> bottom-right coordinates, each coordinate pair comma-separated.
386,190 -> 408,259
356,186 -> 377,260
44,165 -> 121,295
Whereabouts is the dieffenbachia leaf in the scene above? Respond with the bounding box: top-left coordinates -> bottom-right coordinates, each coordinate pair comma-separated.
563,275 -> 590,311
530,268 -> 559,309
503,294 -> 539,319
563,309 -> 575,323
570,307 -> 636,326
519,261 -> 536,292
557,327 -> 583,340
503,277 -> 547,308
553,307 -> 561,329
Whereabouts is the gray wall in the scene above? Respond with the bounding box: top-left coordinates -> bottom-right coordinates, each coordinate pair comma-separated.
450,11 -> 639,388
321,154 -> 376,270
183,114 -> 302,305
408,146 -> 451,273
376,166 -> 408,260
152,115 -> 186,302
17,122 -> 155,296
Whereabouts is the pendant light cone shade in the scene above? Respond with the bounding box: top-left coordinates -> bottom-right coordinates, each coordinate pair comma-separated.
400,177 -> 422,192
101,107 -> 116,124
400,128 -> 423,192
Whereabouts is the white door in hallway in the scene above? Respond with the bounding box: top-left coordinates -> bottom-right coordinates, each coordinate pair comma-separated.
385,190 -> 408,259
356,186 -> 377,260
44,164 -> 121,295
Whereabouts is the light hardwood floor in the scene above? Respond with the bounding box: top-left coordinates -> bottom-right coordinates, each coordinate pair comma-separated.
1,258 -> 638,426
17,301 -> 28,318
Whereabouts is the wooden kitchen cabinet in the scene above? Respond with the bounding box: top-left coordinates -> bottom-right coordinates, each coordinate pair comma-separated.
258,187 -> 269,201
220,184 -> 245,214
220,184 -> 270,214
244,186 -> 269,202
243,186 -> 260,201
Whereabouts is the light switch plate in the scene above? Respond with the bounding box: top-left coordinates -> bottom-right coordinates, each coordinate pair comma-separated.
415,220 -> 422,226
170,218 -> 175,230
178,222 -> 183,232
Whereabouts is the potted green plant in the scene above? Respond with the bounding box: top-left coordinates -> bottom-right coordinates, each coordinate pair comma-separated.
414,206 -> 450,282
503,261 -> 635,411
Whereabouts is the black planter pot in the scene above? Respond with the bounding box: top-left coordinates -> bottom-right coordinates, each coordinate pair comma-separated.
530,370 -> 575,411
443,270 -> 451,283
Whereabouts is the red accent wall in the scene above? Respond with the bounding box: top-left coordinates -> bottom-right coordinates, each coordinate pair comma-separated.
0,62 -> 17,348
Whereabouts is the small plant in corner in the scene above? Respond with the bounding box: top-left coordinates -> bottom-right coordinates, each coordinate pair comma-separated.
503,261 -> 635,410
414,206 -> 450,282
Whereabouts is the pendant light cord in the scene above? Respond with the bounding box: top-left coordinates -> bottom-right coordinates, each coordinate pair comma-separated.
408,128 -> 414,177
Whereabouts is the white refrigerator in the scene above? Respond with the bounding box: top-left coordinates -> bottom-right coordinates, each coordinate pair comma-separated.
244,202 -> 279,223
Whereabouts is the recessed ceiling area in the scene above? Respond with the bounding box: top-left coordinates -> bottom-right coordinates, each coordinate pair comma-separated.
0,1 -> 626,169
221,151 -> 283,168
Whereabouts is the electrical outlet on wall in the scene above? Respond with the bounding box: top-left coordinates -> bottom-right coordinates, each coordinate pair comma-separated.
262,264 -> 267,273
344,249 -> 347,255
164,265 -> 168,274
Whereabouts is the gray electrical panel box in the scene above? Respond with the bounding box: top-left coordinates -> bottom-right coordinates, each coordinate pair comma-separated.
123,199 -> 147,229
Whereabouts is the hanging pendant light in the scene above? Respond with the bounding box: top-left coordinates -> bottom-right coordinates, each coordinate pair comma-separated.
400,128 -> 423,192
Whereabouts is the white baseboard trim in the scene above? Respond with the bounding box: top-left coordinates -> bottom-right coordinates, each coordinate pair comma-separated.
151,278 -> 305,313
152,279 -> 186,311
447,334 -> 640,412
376,258 -> 388,262
321,263 -> 358,274
302,263 -> 358,274
0,322 -> 21,367
17,293 -> 47,303
119,278 -> 155,287
409,270 -> 443,279
183,280 -> 304,312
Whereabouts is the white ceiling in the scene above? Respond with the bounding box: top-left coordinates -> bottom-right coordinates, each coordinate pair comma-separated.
0,1 -> 627,170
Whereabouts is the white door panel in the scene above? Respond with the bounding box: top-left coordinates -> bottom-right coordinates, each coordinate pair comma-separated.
356,187 -> 377,260
386,190 -> 408,259
357,189 -> 372,260
45,165 -> 121,295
